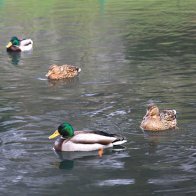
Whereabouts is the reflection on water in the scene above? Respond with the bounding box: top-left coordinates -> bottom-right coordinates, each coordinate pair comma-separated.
47,77 -> 80,88
54,150 -> 101,161
143,130 -> 179,154
6,49 -> 33,66
7,51 -> 21,65
58,159 -> 74,170
54,146 -> 128,170
0,0 -> 196,195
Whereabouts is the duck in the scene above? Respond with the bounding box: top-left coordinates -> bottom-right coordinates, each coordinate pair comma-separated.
140,103 -> 177,131
46,64 -> 81,80
6,36 -> 33,52
48,122 -> 127,156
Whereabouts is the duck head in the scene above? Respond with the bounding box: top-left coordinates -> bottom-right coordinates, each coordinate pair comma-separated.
49,122 -> 74,139
46,64 -> 60,78
146,103 -> 160,118
6,36 -> 20,48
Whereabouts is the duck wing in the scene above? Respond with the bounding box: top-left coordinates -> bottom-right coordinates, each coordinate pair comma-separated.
61,64 -> 80,75
20,39 -> 33,46
72,130 -> 126,145
160,109 -> 176,121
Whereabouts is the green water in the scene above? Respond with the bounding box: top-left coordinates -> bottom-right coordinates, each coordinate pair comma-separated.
0,0 -> 195,195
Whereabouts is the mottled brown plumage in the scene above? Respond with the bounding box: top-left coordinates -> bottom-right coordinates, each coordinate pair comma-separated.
140,104 -> 177,131
46,64 -> 81,80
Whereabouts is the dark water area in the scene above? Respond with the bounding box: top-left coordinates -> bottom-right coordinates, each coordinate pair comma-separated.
0,0 -> 195,195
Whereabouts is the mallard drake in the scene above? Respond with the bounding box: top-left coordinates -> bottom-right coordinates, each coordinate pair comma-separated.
48,122 -> 127,156
46,64 -> 81,80
140,103 -> 177,131
6,36 -> 33,52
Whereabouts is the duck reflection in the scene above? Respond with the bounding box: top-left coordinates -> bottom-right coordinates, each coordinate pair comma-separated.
7,50 -> 33,65
55,150 -> 100,160
53,146 -> 128,170
47,77 -> 80,88
143,130 -> 177,154
59,159 -> 74,170
55,151 -> 102,170
7,51 -> 21,65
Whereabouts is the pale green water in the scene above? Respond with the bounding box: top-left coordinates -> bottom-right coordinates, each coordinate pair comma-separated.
0,0 -> 196,195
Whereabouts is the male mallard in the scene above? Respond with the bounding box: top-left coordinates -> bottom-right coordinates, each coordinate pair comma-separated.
46,64 -> 81,80
140,103 -> 177,131
48,122 -> 127,156
6,36 -> 33,52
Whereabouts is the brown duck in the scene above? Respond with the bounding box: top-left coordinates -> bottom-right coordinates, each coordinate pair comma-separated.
140,104 -> 177,131
46,64 -> 81,80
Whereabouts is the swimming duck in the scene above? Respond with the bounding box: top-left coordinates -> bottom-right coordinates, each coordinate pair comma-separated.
6,36 -> 33,52
140,104 -> 177,131
46,64 -> 81,80
48,122 -> 127,156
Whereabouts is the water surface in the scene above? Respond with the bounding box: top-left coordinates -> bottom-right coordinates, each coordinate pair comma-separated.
0,0 -> 196,195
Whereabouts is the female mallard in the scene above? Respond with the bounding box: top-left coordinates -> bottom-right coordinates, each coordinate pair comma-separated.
48,122 -> 127,156
6,36 -> 33,52
46,64 -> 81,80
140,103 -> 177,131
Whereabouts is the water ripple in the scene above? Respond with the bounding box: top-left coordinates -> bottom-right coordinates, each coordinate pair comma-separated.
96,178 -> 135,186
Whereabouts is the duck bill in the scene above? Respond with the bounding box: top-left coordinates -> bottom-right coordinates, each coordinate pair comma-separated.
48,130 -> 60,139
6,42 -> 12,48
45,71 -> 51,77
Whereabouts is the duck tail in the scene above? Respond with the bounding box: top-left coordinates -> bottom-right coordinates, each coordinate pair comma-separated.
112,136 -> 127,146
77,67 -> 81,73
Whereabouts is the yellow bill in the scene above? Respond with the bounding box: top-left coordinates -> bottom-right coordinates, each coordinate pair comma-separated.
6,42 -> 12,48
48,130 -> 60,139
